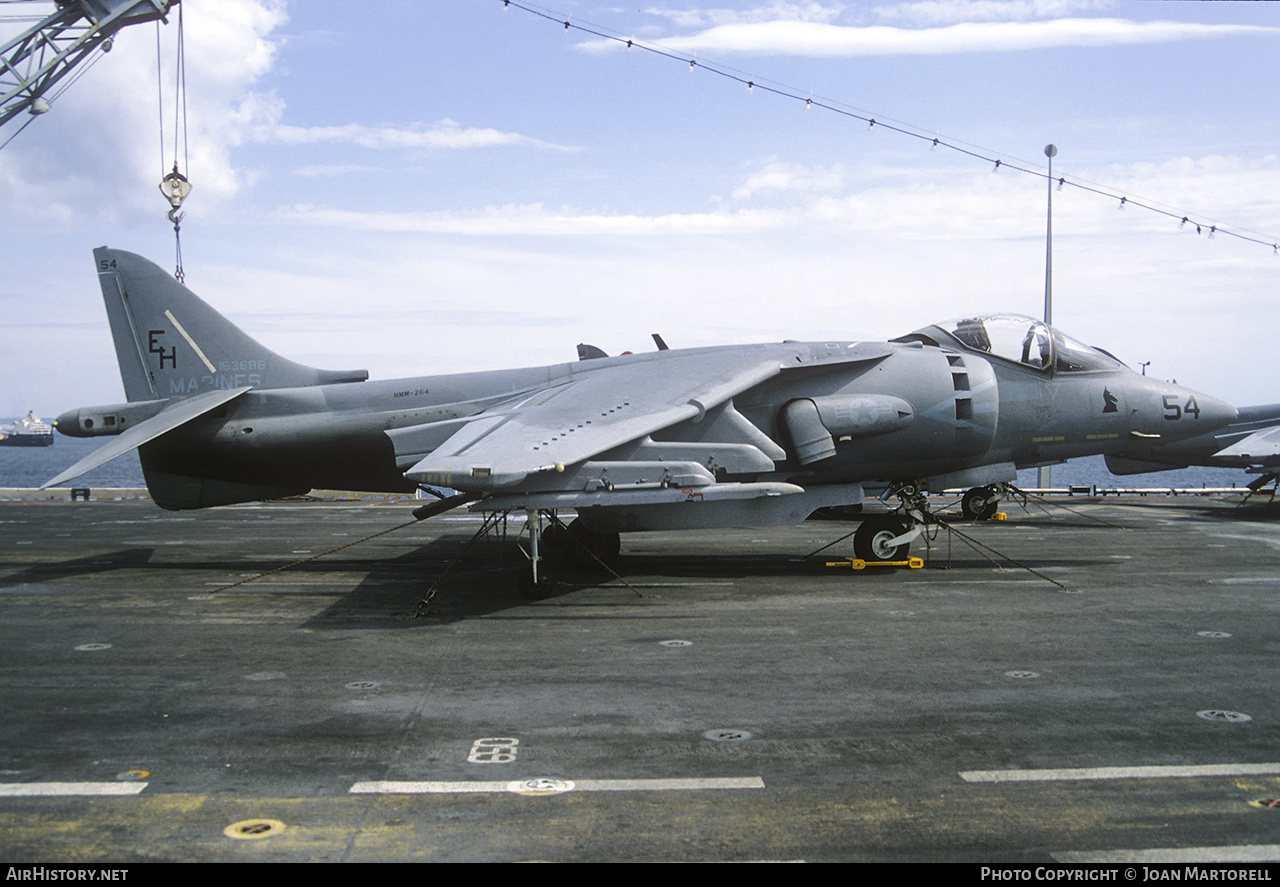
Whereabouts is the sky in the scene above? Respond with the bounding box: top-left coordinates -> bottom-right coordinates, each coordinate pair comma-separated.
1,0 -> 1277,420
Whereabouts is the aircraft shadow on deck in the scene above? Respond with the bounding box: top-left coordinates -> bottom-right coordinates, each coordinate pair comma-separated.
1066,494 -> 1280,524
1184,498 -> 1280,523
0,547 -> 157,589
0,510 -> 1154,620
299,527 -> 1112,628
301,538 -> 827,628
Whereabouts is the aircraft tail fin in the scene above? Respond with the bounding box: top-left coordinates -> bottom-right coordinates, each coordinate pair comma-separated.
94,246 -> 368,402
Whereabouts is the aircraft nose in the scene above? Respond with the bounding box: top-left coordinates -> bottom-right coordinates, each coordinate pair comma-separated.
1151,387 -> 1237,440
1196,392 -> 1238,430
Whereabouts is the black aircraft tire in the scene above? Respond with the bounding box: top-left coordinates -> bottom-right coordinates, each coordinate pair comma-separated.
565,520 -> 621,570
961,486 -> 998,520
541,522 -> 567,554
853,516 -> 911,562
518,564 -> 556,600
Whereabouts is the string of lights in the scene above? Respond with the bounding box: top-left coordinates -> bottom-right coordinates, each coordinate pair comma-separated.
499,0 -> 1279,254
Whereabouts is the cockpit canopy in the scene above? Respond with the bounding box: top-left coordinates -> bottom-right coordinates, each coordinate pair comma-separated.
918,314 -> 1121,373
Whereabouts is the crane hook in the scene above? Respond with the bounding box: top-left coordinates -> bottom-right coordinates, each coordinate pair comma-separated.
159,164 -> 191,284
159,163 -> 191,212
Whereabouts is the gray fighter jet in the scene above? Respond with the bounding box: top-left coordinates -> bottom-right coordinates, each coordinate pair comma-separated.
47,247 -> 1237,596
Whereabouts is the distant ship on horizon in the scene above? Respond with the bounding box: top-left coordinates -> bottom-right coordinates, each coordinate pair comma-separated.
0,412 -> 53,447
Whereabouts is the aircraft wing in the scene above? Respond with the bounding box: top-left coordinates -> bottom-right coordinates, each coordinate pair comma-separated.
403,341 -> 898,494
1216,425 -> 1280,462
403,350 -> 787,491
41,387 -> 252,489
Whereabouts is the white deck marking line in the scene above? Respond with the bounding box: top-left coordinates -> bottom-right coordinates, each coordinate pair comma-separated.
961,763 -> 1280,783
0,782 -> 148,797
574,778 -> 764,791
1055,845 -> 1280,863
350,777 -> 765,794
164,310 -> 217,373
600,582 -> 737,587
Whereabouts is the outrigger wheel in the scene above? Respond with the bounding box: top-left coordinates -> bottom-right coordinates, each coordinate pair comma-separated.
518,563 -> 557,600
853,515 -> 912,562
960,485 -> 999,520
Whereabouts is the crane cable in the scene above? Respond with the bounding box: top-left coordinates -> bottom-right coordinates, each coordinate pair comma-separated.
156,4 -> 190,284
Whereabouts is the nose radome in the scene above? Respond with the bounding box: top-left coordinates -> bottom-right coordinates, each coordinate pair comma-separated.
1162,388 -> 1237,439
1195,391 -> 1238,432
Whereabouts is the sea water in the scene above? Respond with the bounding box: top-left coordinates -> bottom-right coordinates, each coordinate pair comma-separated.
0,435 -> 145,488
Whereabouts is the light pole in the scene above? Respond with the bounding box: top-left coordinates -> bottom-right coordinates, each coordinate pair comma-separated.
1038,144 -> 1057,490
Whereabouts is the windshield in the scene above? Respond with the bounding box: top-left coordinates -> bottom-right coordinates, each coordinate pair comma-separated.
936,315 -> 1118,372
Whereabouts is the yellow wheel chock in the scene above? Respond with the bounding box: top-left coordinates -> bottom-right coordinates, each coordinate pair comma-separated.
826,557 -> 925,570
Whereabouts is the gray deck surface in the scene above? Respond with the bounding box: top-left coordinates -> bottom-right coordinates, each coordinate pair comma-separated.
1,496 -> 1277,862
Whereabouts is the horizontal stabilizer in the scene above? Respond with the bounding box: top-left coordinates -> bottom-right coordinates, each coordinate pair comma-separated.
41,387 -> 251,489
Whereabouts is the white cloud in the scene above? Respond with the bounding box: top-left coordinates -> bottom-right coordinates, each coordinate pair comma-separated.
246,118 -> 573,151
277,203 -> 792,237
174,0 -> 288,202
643,3 -> 847,29
0,1 -> 563,229
271,153 -> 1279,256
592,17 -> 1276,57
731,160 -> 847,199
293,164 -> 380,178
873,0 -> 1111,27
1086,154 -> 1280,241
803,154 -> 1280,243
0,0 -> 287,221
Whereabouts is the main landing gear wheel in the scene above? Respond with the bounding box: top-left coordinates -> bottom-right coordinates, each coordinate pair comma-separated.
960,486 -> 999,520
518,563 -> 557,600
565,519 -> 621,570
853,515 -> 912,562
541,522 -> 568,555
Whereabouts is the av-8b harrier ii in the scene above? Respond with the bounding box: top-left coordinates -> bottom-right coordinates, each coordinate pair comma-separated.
47,247 -> 1236,596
